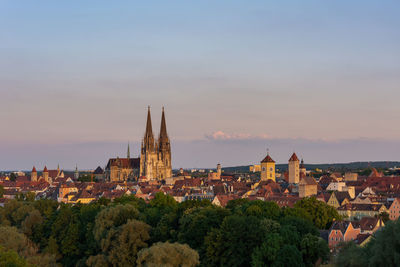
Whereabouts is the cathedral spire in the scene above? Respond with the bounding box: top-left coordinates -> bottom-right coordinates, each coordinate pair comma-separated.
145,106 -> 153,139
159,107 -> 168,139
127,142 -> 130,158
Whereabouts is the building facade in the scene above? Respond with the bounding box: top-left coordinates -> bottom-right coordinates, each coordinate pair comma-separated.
260,152 -> 275,181
288,153 -> 300,184
140,107 -> 172,180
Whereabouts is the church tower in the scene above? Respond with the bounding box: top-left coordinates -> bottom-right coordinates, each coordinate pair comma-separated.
140,107 -> 157,180
288,153 -> 300,184
31,166 -> 37,182
140,107 -> 172,180
157,107 -> 172,179
43,166 -> 49,183
260,151 -> 275,181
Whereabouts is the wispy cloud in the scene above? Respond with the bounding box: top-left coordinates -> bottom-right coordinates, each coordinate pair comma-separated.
205,131 -> 269,140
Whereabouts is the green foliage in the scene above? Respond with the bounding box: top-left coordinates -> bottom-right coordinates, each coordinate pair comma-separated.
251,233 -> 283,267
300,233 -> 329,267
294,197 -> 341,229
273,245 -> 304,267
0,193 -> 338,266
9,173 -> 17,182
336,220 -> 400,266
137,242 -> 199,267
178,206 -> 230,257
0,245 -> 30,267
0,185 -> 4,198
204,215 -> 269,267
335,242 -> 368,267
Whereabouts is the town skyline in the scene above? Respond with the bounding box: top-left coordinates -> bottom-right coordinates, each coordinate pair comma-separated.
2,1 -> 400,169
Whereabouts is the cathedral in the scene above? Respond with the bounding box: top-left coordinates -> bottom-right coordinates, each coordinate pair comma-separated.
105,107 -> 172,181
140,107 -> 172,180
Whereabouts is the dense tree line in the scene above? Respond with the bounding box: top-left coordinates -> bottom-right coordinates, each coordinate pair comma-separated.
0,194 -> 337,266
336,219 -> 400,267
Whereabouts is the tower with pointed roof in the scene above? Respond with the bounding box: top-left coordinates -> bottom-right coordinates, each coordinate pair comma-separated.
300,159 -> 306,177
74,164 -> 79,180
260,150 -> 275,181
43,166 -> 49,183
140,107 -> 172,180
288,152 -> 300,184
31,166 -> 37,182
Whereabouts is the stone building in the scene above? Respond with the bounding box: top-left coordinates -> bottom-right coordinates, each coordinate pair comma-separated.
104,107 -> 172,181
105,157 -> 140,182
288,152 -> 300,184
260,152 -> 275,181
140,107 -> 172,180
299,176 -> 317,198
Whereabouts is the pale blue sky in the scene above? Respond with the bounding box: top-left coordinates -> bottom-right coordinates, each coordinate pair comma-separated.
1,1 -> 399,170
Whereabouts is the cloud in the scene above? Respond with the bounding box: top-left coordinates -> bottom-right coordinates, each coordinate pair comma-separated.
205,131 -> 269,140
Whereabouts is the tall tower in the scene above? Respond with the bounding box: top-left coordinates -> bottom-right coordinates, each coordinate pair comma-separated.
31,166 -> 37,182
43,166 -> 49,183
157,107 -> 172,179
260,150 -> 275,181
300,159 -> 306,177
127,142 -> 131,159
74,164 -> 79,180
217,163 -> 222,177
140,107 -> 157,180
288,152 -> 300,184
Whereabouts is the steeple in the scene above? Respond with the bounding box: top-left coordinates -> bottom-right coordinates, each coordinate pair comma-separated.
143,106 -> 155,151
159,107 -> 168,140
127,142 -> 130,159
145,106 -> 153,140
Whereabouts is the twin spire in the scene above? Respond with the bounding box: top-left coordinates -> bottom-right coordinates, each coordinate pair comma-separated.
143,106 -> 169,151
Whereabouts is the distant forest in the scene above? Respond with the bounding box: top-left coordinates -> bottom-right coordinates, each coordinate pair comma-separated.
222,161 -> 400,173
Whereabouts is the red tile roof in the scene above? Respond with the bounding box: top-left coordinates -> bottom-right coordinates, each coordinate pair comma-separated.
289,153 -> 299,162
261,154 -> 275,163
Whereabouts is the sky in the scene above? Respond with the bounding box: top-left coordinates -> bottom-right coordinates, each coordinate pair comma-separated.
1,1 -> 400,170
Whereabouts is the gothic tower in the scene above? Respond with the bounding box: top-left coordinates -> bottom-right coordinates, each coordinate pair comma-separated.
157,107 -> 172,179
140,107 -> 172,180
140,107 -> 157,180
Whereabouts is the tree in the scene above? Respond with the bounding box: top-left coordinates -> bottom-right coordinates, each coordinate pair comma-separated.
335,242 -> 368,267
273,245 -> 304,267
294,197 -> 341,229
93,204 -> 139,242
107,219 -> 151,266
0,245 -> 29,267
137,242 -> 199,267
251,233 -> 283,267
178,206 -> 230,257
0,185 -> 4,198
9,173 -> 17,182
377,211 -> 390,223
367,220 -> 400,266
300,233 -> 329,267
205,215 -> 268,267
21,209 -> 43,238
280,216 -> 318,237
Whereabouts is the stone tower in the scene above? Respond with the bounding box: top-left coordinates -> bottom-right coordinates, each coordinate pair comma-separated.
288,152 -> 300,184
217,163 -> 222,177
43,166 -> 49,183
31,166 -> 37,182
157,107 -> 172,179
260,151 -> 275,181
300,159 -> 306,177
140,107 -> 172,180
74,165 -> 79,180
